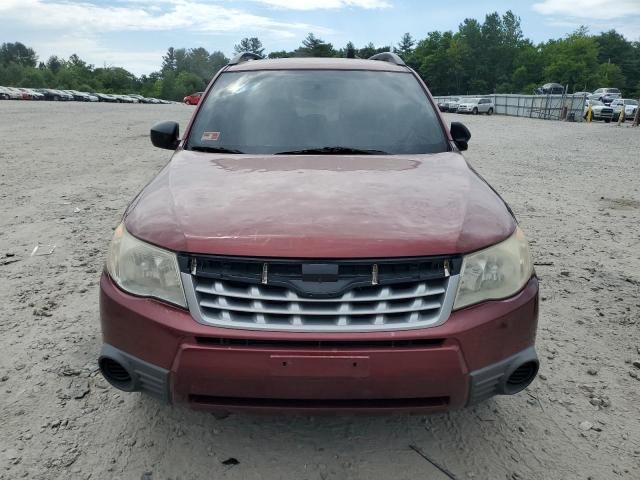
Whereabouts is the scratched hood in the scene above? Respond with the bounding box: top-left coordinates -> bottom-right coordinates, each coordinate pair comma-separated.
124,150 -> 516,258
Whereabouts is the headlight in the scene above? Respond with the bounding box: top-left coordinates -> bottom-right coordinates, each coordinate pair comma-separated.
106,223 -> 186,307
453,227 -> 533,310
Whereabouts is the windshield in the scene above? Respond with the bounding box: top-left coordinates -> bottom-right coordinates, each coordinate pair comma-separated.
591,101 -> 603,106
626,100 -> 638,105
463,98 -> 480,103
187,70 -> 447,155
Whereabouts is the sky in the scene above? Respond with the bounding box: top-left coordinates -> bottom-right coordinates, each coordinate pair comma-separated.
1,0 -> 639,75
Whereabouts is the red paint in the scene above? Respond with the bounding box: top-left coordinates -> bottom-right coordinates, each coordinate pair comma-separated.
100,274 -> 538,412
125,151 -> 516,258
183,92 -> 202,105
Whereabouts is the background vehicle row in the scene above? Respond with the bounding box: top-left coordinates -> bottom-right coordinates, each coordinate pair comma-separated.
0,86 -> 173,104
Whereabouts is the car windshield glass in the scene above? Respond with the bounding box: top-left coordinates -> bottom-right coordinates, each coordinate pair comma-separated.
187,70 -> 448,155
627,100 -> 638,105
591,101 -> 603,106
464,98 -> 480,103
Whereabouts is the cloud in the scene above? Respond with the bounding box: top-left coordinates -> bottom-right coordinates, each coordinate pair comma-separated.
532,0 -> 640,20
253,0 -> 391,10
0,0 -> 321,35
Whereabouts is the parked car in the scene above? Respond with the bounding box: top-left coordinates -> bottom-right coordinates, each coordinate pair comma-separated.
6,86 -> 31,100
35,88 -> 71,101
113,94 -> 137,103
584,100 -> 614,122
91,92 -> 118,103
98,53 -> 539,414
600,93 -> 619,105
1,86 -> 22,99
183,91 -> 203,105
610,98 -> 639,121
63,90 -> 92,101
438,97 -> 460,112
457,97 -> 494,115
592,88 -> 620,103
19,88 -> 45,100
82,92 -> 99,102
535,83 -> 564,95
127,94 -> 149,103
0,87 -> 13,100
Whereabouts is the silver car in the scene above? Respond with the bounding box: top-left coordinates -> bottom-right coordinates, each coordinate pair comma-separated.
610,98 -> 638,121
457,97 -> 495,115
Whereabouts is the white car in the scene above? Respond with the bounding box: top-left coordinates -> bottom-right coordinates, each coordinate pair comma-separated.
584,100 -> 614,122
610,98 -> 638,121
0,86 -> 17,99
457,97 -> 494,115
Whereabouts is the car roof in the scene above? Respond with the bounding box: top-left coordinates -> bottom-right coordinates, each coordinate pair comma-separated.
226,57 -> 409,73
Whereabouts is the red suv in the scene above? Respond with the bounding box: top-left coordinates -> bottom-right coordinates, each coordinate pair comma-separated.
99,53 -> 539,414
183,91 -> 202,105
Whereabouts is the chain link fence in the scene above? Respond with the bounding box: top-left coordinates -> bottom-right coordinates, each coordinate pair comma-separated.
434,94 -> 588,122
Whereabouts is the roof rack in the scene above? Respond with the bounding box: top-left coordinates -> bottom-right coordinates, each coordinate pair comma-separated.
368,52 -> 406,66
228,52 -> 263,66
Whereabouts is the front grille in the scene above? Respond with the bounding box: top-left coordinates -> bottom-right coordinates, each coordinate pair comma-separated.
182,256 -> 459,332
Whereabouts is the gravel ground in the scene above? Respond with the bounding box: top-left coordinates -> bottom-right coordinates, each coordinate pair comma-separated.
1,102 -> 639,480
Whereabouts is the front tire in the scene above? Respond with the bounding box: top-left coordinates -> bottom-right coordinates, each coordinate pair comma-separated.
473,107 -> 478,115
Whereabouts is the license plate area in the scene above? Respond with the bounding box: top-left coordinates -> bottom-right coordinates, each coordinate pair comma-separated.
269,355 -> 370,378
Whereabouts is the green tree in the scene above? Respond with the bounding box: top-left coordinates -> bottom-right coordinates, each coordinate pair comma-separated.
234,37 -> 264,57
298,33 -> 335,57
541,28 -> 600,91
162,47 -> 177,72
345,41 -> 356,58
396,33 -> 415,58
597,63 -> 626,89
0,42 -> 37,67
46,56 -> 64,75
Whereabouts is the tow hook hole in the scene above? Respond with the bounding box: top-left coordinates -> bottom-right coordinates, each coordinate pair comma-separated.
353,362 -> 357,367
282,361 -> 287,367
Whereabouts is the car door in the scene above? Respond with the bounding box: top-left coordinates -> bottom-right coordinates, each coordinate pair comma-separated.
478,99 -> 489,113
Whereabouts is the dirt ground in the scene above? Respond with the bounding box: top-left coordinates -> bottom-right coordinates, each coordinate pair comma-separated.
1,101 -> 639,480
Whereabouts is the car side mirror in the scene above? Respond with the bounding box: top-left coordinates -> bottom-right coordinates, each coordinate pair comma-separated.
150,121 -> 180,150
450,122 -> 471,151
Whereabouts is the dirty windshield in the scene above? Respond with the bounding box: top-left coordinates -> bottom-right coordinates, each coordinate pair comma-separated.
187,70 -> 448,155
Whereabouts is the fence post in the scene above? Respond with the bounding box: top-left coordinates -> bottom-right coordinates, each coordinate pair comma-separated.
634,98 -> 640,127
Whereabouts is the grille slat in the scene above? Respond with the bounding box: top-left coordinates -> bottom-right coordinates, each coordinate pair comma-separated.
199,296 -> 442,316
195,280 -> 446,302
183,258 -> 458,332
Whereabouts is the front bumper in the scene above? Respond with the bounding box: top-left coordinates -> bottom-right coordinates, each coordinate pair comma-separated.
99,273 -> 539,413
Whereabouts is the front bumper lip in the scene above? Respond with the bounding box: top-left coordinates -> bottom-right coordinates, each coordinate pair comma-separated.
98,342 -> 538,413
99,273 -> 539,413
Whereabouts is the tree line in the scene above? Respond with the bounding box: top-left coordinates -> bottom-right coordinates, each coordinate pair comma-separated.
1,10 -> 639,100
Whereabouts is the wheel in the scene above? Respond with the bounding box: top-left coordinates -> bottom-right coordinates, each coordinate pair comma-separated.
472,107 -> 478,115
487,107 -> 494,115
605,119 -> 611,123
53,95 -> 59,101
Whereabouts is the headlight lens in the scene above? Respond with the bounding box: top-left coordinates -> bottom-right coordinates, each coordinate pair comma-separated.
453,227 -> 533,310
106,224 -> 186,307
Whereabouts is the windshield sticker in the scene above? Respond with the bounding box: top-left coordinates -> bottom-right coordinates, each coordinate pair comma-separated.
202,131 -> 220,141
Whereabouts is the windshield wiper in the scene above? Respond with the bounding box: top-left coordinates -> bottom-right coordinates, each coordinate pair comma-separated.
189,145 -> 244,154
275,146 -> 389,155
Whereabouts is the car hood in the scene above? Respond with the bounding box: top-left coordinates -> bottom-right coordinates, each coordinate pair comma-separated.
124,151 -> 516,258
